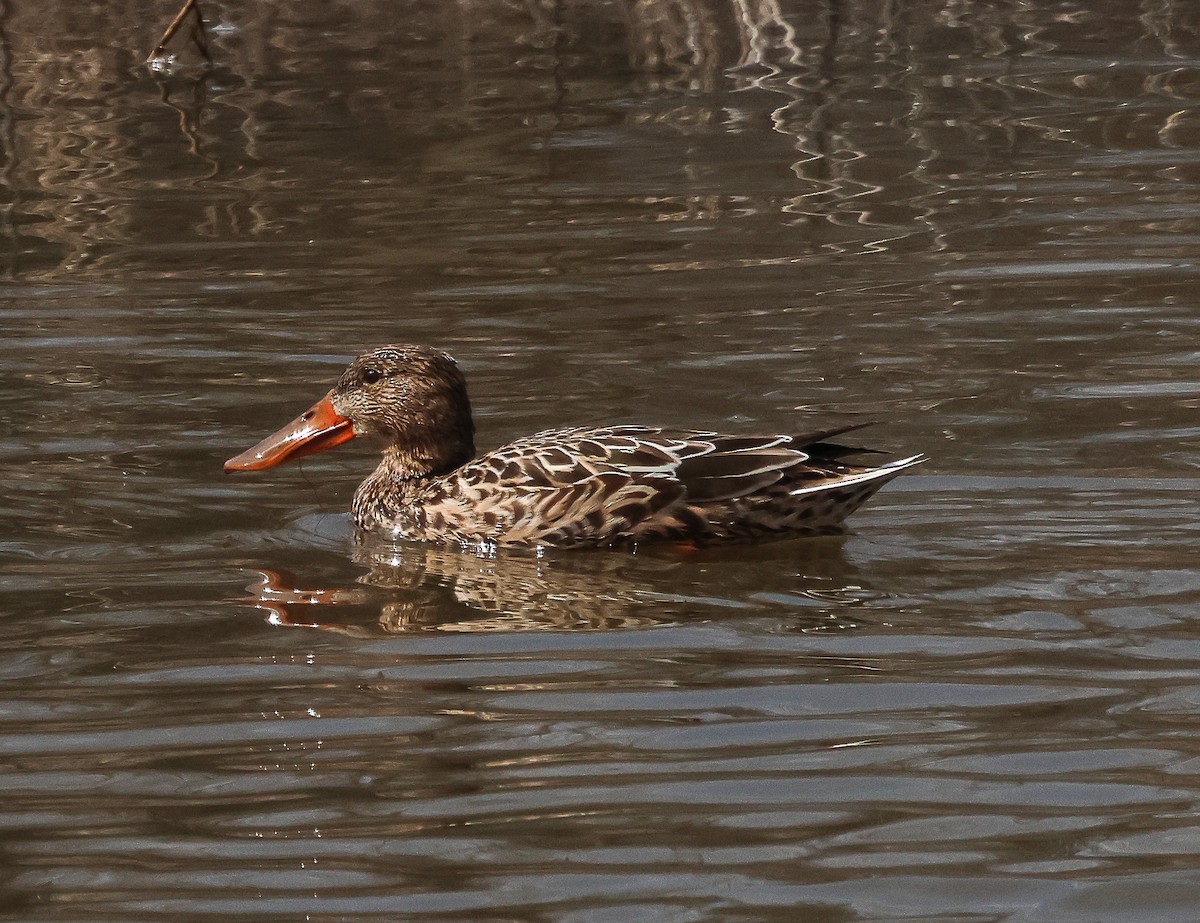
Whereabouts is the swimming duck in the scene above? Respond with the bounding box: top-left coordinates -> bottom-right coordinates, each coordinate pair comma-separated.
225,345 -> 923,547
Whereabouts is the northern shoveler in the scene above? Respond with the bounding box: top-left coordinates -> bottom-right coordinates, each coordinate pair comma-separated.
225,345 -> 923,547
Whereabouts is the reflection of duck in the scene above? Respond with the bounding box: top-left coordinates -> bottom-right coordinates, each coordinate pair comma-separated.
244,543 -> 677,634
226,345 -> 923,547
242,534 -> 872,636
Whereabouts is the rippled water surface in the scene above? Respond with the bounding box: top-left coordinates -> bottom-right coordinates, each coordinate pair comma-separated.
4,0 -> 1200,919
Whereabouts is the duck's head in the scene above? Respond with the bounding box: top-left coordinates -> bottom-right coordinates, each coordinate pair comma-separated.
225,345 -> 476,477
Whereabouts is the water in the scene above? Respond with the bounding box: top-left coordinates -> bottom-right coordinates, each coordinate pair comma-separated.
3,0 -> 1200,918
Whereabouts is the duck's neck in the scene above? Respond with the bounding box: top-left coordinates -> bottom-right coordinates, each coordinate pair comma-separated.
381,439 -> 473,480
352,441 -> 474,530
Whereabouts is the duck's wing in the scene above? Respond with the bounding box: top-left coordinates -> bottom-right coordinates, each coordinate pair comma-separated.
619,421 -> 892,503
436,424 -> 906,546
630,424 -> 922,543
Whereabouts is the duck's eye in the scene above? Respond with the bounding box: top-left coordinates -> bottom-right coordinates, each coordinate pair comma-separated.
361,368 -> 382,385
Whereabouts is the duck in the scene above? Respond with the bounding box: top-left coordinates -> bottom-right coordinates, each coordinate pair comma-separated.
224,345 -> 924,547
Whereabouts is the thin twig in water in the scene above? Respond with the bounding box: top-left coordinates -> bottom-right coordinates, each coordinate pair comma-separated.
146,0 -> 212,65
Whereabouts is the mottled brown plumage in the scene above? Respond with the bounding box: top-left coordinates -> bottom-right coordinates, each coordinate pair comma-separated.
226,345 -> 924,547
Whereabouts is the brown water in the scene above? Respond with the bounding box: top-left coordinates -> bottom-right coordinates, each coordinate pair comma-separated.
4,0 -> 1200,919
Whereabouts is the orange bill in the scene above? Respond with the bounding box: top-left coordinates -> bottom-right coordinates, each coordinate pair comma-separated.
224,391 -> 355,472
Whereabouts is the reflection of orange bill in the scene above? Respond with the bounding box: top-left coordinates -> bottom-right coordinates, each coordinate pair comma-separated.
240,568 -> 367,630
